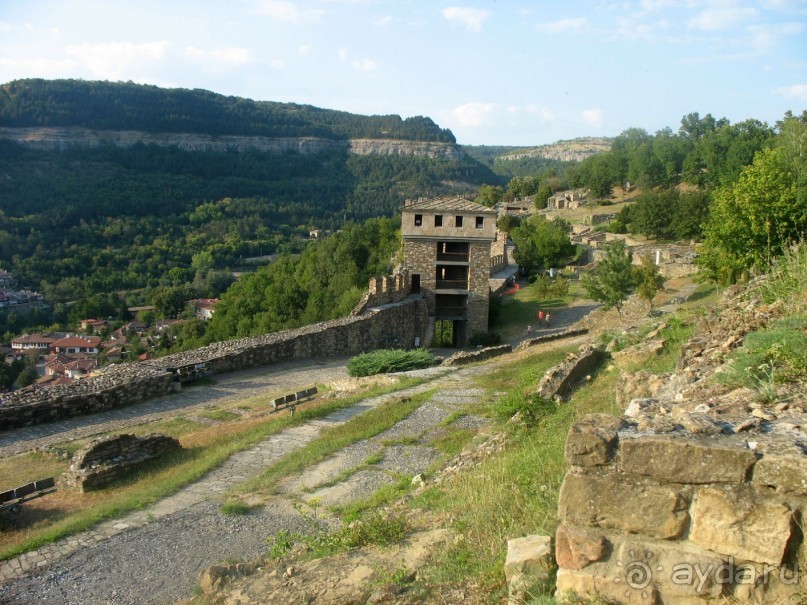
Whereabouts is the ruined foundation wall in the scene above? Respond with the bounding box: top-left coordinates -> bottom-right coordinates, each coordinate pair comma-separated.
556,415 -> 806,604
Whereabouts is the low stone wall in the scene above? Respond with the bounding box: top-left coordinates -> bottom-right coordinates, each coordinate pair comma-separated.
515,328 -> 589,350
442,344 -> 512,366
0,365 -> 174,429
556,414 -> 806,604
535,344 -> 606,402
0,297 -> 423,429
60,433 -> 181,492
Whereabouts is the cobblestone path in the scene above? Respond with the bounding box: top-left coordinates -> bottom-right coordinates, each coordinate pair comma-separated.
0,364 -> 500,604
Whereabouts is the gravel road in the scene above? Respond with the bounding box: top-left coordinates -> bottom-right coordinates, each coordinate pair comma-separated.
1,499 -> 318,605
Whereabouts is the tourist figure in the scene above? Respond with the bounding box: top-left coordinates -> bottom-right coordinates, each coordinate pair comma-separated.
537,309 -> 544,326
289,404 -> 296,417
545,312 -> 551,326
527,325 -> 533,337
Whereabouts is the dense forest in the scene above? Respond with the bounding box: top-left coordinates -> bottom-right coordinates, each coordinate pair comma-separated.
0,80 -> 501,332
0,79 -> 455,141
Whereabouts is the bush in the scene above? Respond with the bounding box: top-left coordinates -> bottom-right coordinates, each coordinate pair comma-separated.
346,348 -> 436,377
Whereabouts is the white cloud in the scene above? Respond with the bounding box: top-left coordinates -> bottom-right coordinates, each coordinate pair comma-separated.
442,7 -> 491,32
640,0 -> 679,11
373,15 -> 393,26
185,47 -> 251,66
535,18 -> 588,33
687,6 -> 757,31
338,48 -> 348,61
582,109 -> 604,129
352,58 -> 377,72
772,84 -> 807,101
269,59 -> 286,69
254,0 -> 324,24
451,102 -> 499,127
747,22 -> 804,54
523,104 -> 555,122
0,57 -> 76,79
299,44 -> 312,56
65,41 -> 168,79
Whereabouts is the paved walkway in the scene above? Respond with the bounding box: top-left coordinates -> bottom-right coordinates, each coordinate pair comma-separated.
0,358 -> 350,457
0,365 -> 476,586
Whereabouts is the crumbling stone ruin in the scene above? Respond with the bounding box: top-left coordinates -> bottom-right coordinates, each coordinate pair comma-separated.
60,433 -> 181,492
552,285 -> 807,603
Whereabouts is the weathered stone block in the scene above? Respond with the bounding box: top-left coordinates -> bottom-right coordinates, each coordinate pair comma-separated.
565,414 -> 628,467
504,534 -> 554,604
558,471 -> 689,539
690,486 -> 793,565
619,434 -> 755,484
752,439 -> 807,495
556,566 -> 661,605
555,525 -> 608,570
612,538 -> 727,600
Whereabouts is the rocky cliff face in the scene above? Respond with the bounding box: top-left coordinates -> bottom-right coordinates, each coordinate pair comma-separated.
498,137 -> 611,163
0,126 -> 466,160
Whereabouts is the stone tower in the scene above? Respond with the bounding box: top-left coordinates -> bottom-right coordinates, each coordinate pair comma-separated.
401,197 -> 498,347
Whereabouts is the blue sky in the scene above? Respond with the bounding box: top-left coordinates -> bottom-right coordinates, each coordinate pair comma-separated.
1,1 -> 805,145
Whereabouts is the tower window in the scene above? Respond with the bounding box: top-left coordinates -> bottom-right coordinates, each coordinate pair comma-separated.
455,215 -> 463,228
435,214 -> 443,227
414,214 -> 422,226
475,216 -> 484,229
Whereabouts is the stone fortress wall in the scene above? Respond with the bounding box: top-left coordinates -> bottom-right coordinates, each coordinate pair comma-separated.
0,274 -> 423,430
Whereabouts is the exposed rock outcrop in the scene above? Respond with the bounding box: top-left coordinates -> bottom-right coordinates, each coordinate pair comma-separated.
0,126 -> 465,160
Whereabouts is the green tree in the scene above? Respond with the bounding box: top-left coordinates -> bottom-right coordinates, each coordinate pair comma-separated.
511,217 -> 575,271
631,189 -> 677,240
634,255 -> 666,309
582,240 -> 636,315
699,129 -> 804,280
475,184 -> 504,207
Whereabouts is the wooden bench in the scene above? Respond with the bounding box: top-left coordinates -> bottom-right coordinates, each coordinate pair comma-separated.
0,477 -> 57,523
270,386 -> 318,412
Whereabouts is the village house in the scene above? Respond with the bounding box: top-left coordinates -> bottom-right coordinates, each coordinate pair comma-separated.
50,336 -> 101,356
79,318 -> 109,334
11,333 -> 58,353
188,298 -> 220,320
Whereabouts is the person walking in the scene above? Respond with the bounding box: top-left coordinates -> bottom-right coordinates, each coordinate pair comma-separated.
527,325 -> 533,337
545,312 -> 551,326
537,309 -> 544,326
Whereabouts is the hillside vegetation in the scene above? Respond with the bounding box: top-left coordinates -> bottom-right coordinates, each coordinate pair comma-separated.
0,80 -> 501,339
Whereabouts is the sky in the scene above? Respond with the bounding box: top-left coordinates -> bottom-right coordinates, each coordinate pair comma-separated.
0,1 -> 805,146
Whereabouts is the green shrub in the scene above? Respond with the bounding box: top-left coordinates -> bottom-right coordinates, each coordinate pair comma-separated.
346,349 -> 436,377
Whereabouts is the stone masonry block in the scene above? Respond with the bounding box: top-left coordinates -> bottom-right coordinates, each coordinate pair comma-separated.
556,565 -> 661,605
555,525 -> 608,570
619,434 -> 756,484
558,470 -> 689,539
690,486 -> 793,565
565,413 -> 628,467
752,438 -> 807,495
504,534 -> 554,605
612,537 -> 727,600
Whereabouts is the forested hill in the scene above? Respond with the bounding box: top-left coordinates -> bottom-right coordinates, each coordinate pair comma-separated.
0,79 -> 455,141
0,79 -> 501,324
